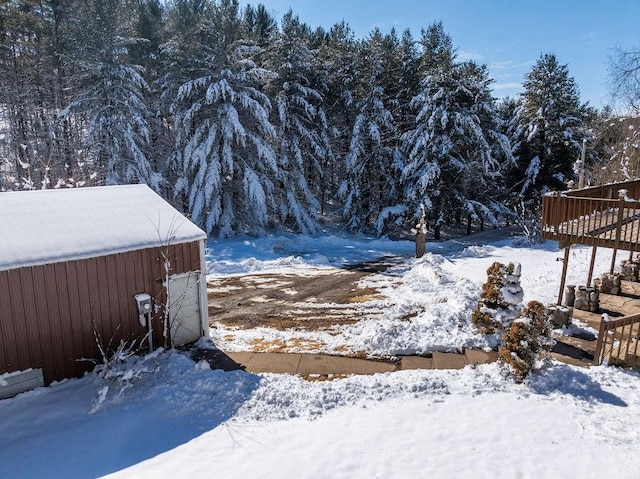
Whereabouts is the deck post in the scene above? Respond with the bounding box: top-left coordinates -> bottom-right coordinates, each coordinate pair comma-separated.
557,246 -> 571,305
610,190 -> 627,274
587,246 -> 598,287
593,316 -> 607,366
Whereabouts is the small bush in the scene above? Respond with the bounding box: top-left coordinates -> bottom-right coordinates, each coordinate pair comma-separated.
499,301 -> 555,381
472,261 -> 523,334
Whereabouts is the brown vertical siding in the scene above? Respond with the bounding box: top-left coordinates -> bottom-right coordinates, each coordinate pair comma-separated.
0,271 -> 18,373
0,273 -> 10,370
7,273 -> 31,371
18,268 -> 44,374
0,240 -> 203,385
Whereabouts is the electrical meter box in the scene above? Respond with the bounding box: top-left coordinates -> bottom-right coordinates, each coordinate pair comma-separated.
134,293 -> 152,324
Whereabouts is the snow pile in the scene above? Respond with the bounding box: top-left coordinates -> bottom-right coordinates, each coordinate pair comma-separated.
237,369 -> 451,421
344,253 -> 489,355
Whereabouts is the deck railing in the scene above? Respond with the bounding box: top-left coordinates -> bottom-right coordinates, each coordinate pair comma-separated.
541,186 -> 640,251
564,179 -> 640,200
594,313 -> 640,367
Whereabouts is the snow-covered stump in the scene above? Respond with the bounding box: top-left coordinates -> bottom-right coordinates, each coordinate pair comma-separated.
562,284 -> 576,307
471,261 -> 524,335
546,304 -> 573,328
593,273 -> 621,295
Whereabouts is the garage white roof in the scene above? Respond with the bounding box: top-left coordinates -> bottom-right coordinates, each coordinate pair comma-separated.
0,185 -> 207,271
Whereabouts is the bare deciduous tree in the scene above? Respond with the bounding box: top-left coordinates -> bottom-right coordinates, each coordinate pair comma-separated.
609,46 -> 640,113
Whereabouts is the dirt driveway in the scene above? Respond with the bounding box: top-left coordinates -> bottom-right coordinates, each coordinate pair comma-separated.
207,257 -> 404,333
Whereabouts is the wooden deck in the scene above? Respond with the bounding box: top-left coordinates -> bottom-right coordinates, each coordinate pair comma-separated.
542,192 -> 640,251
541,180 -> 640,368
554,280 -> 640,368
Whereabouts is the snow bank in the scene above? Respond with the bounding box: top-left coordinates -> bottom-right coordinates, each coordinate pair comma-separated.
344,253 -> 492,355
1,350 -> 633,479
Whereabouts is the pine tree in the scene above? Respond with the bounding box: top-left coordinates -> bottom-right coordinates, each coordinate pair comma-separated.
267,11 -> 332,233
243,3 -> 278,49
169,0 -> 279,236
455,61 -> 513,231
340,29 -> 398,231
401,23 -> 510,238
514,53 -> 586,196
0,0 -> 71,189
61,0 -> 156,187
315,21 -> 359,213
506,53 -> 587,241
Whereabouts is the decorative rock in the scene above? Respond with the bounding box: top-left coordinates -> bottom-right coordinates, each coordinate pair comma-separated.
594,273 -> 621,295
547,304 -> 573,327
620,259 -> 640,281
574,286 -> 599,312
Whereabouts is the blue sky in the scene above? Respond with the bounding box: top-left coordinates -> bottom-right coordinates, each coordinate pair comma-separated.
246,0 -> 639,109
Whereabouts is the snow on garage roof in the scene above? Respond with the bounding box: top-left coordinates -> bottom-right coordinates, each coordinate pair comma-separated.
0,185 -> 207,271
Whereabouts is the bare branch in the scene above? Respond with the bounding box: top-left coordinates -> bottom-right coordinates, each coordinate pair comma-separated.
608,46 -> 640,113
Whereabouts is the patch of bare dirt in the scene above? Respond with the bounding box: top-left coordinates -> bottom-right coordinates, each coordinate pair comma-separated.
207,257 -> 403,333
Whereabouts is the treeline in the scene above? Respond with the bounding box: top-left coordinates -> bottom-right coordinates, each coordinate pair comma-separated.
0,0 -> 631,238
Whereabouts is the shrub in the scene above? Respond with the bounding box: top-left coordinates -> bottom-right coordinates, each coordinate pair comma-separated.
499,301 -> 555,381
471,261 -> 523,334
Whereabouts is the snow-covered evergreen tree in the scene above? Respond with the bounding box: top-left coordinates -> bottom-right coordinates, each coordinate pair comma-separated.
401,23 -> 510,239
513,53 -> 586,197
502,53 -> 587,241
315,21 -> 359,213
242,3 -> 278,49
267,11 -> 333,233
455,61 -> 513,230
61,0 -> 156,187
168,0 -> 278,236
340,29 -> 399,231
0,0 -> 75,190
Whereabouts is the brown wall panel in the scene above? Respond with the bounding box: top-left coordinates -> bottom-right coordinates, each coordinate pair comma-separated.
0,241 -> 202,384
114,254 -> 133,341
18,268 -> 43,372
31,266 -> 57,383
53,262 -> 76,380
74,258 -> 99,365
43,263 -> 69,380
0,271 -> 18,373
7,271 -> 31,371
63,261 -> 93,378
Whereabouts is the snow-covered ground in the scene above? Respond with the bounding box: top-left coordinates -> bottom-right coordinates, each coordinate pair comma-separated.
1,231 -> 639,479
207,230 -> 613,355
